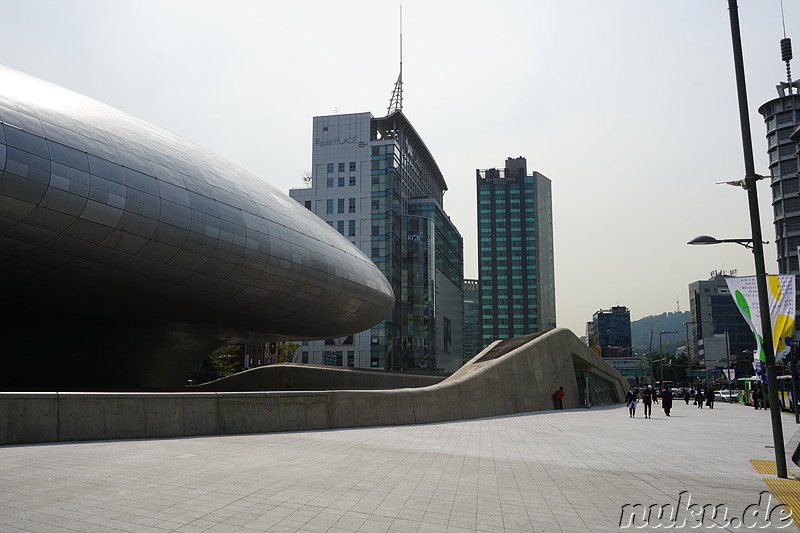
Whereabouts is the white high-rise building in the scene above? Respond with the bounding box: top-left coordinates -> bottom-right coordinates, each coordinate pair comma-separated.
289,111 -> 464,373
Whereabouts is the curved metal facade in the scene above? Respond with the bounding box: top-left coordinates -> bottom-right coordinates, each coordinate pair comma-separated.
0,65 -> 393,389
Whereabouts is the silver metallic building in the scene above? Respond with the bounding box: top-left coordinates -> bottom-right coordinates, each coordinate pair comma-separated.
0,65 -> 394,389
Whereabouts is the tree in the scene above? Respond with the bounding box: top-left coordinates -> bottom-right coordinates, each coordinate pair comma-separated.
276,342 -> 300,364
210,345 -> 239,377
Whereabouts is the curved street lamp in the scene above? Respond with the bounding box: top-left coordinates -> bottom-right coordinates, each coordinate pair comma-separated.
686,0 -> 787,479
687,235 -> 761,248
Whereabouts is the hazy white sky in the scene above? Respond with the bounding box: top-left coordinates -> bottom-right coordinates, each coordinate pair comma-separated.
1,1 -> 798,336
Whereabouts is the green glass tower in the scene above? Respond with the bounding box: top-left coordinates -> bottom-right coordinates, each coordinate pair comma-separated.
477,157 -> 555,349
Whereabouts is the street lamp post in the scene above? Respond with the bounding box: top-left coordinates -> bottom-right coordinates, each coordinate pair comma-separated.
684,0 -> 787,479
701,318 -> 731,386
652,357 -> 669,386
683,321 -> 692,383
659,331 -> 679,386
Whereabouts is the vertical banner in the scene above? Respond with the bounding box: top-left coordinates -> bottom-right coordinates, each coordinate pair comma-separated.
725,275 -> 796,362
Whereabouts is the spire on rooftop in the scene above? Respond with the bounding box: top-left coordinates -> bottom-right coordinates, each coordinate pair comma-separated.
387,5 -> 403,115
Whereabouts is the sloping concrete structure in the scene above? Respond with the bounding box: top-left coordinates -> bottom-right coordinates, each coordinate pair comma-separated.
193,364 -> 446,392
1,328 -> 628,444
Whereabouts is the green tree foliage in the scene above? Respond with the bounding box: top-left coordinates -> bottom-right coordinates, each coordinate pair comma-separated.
276,342 -> 300,364
210,345 -> 239,376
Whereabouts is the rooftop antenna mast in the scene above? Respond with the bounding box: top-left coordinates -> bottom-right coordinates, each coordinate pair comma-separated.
777,0 -> 800,96
387,4 -> 403,114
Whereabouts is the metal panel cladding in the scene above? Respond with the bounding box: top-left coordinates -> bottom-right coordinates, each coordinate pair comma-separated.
0,65 -> 394,388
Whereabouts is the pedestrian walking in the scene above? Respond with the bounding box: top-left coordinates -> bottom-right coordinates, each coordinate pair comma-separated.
753,388 -> 763,410
552,386 -> 565,409
641,385 -> 657,418
695,389 -> 705,409
662,387 -> 673,417
625,386 -> 639,418
684,388 -> 691,405
706,388 -> 715,409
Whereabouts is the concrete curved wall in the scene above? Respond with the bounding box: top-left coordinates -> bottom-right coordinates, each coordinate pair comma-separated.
1,329 -> 628,444
0,65 -> 393,388
193,364 -> 446,392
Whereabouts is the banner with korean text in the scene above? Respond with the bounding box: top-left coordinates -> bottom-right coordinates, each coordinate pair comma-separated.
725,275 -> 795,362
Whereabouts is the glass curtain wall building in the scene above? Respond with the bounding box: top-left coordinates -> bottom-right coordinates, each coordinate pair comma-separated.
688,271 -> 755,375
586,306 -> 632,358
462,279 -> 482,360
476,157 -> 555,349
290,111 -> 464,373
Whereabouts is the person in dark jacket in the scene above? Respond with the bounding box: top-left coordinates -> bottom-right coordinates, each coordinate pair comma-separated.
684,388 -> 691,405
706,388 -> 715,409
695,389 -> 705,409
641,385 -> 658,418
625,386 -> 639,418
753,388 -> 763,410
662,387 -> 673,417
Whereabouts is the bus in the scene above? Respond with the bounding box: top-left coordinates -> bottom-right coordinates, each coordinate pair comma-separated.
737,377 -> 760,405
737,375 -> 798,411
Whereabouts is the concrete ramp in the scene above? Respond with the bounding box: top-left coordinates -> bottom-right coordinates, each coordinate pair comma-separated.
0,328 -> 628,444
193,363 -> 445,392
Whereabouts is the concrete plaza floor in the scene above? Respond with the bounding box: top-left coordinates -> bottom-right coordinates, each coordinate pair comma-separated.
0,398 -> 798,532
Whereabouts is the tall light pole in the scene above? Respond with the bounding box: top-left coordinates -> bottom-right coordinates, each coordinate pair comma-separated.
685,0 -> 787,479
659,331 -> 678,385
723,313 -> 732,387
683,321 -> 693,385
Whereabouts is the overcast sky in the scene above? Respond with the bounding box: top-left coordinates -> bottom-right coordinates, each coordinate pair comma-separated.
1,1 -> 798,337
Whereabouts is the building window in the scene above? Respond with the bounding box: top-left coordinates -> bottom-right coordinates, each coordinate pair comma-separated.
326,199 -> 333,214
348,220 -> 356,237
304,200 -> 311,210
302,351 -> 308,364
337,220 -> 345,235
347,351 -> 355,367
349,176 -> 357,186
327,177 -> 334,188
338,162 -> 345,173
327,163 -> 334,173
348,198 -> 356,213
337,198 -> 345,214
338,176 -> 345,187
349,162 -> 356,172
324,350 -> 343,366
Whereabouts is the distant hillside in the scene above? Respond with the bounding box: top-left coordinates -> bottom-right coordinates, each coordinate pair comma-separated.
631,311 -> 691,355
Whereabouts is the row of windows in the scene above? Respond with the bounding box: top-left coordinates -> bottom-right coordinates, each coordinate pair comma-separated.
327,219 -> 357,237
323,350 -> 355,367
327,176 -> 357,187
325,198 -> 357,215
327,162 -> 357,173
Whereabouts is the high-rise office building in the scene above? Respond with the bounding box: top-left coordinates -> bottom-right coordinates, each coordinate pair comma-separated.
290,111 -> 464,373
688,271 -> 754,378
476,157 -> 555,348
586,306 -> 632,358
462,279 -> 482,360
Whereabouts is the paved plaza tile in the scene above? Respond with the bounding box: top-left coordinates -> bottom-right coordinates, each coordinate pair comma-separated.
0,399 -> 797,532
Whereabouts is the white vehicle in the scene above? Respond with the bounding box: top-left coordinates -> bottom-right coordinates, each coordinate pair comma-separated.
714,390 -> 738,403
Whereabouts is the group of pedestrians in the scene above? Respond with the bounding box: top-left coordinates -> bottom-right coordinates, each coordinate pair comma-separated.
684,387 -> 715,409
627,385 -> 725,418
625,384 -> 673,418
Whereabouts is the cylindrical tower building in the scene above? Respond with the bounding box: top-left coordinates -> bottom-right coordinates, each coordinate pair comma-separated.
758,89 -> 800,274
